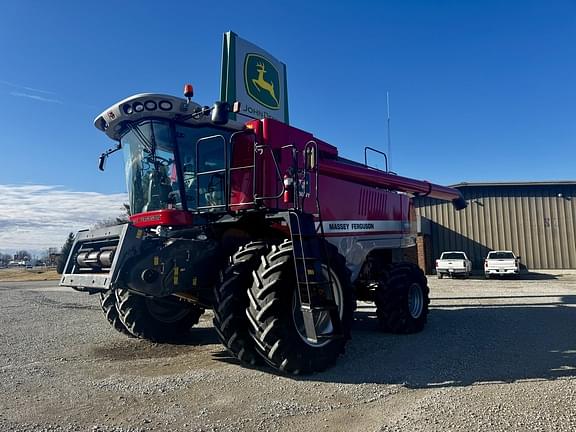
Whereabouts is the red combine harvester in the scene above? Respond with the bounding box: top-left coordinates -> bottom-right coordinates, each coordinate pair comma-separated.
60,88 -> 466,374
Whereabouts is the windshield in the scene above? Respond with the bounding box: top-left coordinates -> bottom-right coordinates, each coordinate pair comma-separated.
121,120 -> 232,215
441,252 -> 466,260
122,120 -> 181,214
487,252 -> 515,259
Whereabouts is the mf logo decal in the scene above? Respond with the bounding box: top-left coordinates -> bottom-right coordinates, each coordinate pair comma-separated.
244,53 -> 280,110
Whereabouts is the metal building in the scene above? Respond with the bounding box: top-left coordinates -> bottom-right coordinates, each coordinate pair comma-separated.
414,181 -> 576,271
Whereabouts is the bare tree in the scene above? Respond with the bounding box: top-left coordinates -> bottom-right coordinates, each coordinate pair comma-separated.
0,253 -> 11,266
92,203 -> 131,229
15,250 -> 31,261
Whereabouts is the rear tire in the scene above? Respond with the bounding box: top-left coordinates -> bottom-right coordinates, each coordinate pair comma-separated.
115,288 -> 204,342
375,262 -> 430,334
99,290 -> 133,337
213,241 -> 272,366
246,240 -> 354,374
437,272 -> 443,279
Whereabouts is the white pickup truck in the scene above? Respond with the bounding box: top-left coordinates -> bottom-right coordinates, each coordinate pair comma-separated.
435,251 -> 472,279
484,251 -> 520,278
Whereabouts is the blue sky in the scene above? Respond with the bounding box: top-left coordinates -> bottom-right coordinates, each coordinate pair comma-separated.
0,1 -> 574,251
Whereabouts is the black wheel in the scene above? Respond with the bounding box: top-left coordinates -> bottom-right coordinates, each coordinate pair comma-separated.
99,290 -> 133,337
375,262 -> 430,334
246,240 -> 354,374
213,241 -> 273,366
115,288 -> 204,342
437,272 -> 443,279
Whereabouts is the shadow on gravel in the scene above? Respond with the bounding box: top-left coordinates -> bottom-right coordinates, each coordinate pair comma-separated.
306,294 -> 576,388
211,350 -> 274,372
519,272 -> 559,280
92,327 -> 219,361
438,271 -> 557,281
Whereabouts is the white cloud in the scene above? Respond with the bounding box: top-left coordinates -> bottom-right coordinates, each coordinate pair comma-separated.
1,80 -> 97,109
0,79 -> 57,95
0,184 -> 127,251
10,91 -> 63,104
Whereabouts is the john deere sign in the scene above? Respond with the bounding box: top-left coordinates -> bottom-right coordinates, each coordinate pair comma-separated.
220,32 -> 289,123
244,54 -> 281,110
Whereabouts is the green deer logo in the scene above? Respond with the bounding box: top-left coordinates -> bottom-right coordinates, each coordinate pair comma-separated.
244,54 -> 281,110
252,62 -> 279,106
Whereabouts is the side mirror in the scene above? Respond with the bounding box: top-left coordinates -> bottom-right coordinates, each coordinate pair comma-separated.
211,102 -> 230,125
98,142 -> 122,171
98,153 -> 107,171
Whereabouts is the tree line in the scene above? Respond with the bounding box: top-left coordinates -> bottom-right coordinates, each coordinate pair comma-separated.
1,206 -> 130,272
0,251 -> 32,266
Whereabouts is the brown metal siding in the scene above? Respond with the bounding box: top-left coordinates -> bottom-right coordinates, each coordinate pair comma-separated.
415,184 -> 576,270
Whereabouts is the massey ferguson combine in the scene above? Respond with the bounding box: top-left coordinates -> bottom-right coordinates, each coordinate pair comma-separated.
60,87 -> 465,374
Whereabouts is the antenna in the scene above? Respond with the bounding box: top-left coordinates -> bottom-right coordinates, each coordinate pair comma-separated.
386,91 -> 392,172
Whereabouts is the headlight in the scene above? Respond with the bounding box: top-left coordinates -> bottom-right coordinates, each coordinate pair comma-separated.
144,100 -> 157,111
133,102 -> 144,112
159,100 -> 173,111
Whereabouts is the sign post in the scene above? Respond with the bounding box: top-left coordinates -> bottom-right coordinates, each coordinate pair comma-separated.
220,31 -> 289,124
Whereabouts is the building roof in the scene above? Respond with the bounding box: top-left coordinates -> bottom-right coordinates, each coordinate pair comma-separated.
450,181 -> 576,188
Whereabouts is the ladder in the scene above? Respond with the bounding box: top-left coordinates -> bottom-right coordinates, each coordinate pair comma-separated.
287,210 -> 342,343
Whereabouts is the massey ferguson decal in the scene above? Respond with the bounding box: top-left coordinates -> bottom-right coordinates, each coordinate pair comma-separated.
321,220 -> 405,233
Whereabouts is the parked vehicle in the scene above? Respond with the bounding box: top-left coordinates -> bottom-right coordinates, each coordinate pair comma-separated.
484,251 -> 520,278
435,251 -> 472,279
59,46 -> 467,374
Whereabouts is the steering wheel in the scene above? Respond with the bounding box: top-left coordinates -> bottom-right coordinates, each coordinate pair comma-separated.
144,155 -> 172,167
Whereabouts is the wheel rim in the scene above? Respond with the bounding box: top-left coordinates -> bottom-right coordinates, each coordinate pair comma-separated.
145,297 -> 190,324
407,282 -> 424,319
292,266 -> 344,348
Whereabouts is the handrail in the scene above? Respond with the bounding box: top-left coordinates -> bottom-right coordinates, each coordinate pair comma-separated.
228,130 -> 257,210
364,146 -> 388,172
253,144 -> 285,202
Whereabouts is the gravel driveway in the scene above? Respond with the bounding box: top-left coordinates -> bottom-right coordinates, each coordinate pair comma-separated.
1,271 -> 576,431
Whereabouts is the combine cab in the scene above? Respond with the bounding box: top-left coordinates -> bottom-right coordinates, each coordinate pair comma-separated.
60,89 -> 465,374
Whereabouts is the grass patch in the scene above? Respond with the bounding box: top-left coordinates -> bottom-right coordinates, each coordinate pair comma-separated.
0,268 -> 60,282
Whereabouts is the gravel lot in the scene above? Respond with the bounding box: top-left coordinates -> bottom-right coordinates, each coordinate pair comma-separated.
1,271 -> 576,431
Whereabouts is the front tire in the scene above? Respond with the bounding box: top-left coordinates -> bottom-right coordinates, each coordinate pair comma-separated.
99,290 -> 132,337
213,241 -> 272,366
246,240 -> 354,374
115,288 -> 204,342
375,262 -> 430,334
